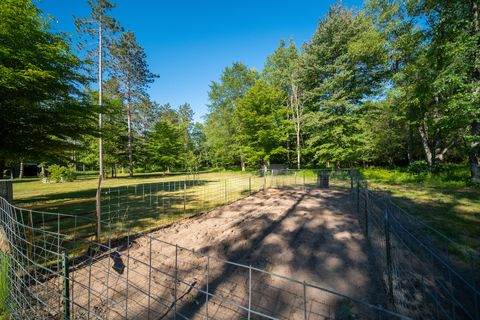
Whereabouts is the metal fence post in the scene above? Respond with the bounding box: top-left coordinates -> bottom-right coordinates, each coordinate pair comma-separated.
248,265 -> 252,320
249,176 -> 251,194
384,207 -> 394,303
183,182 -> 187,214
206,256 -> 210,320
62,251 -> 70,320
303,281 -> 307,320
224,178 -> 227,203
350,170 -> 354,193
303,171 -> 306,191
174,245 -> 178,319
356,180 -> 360,214
364,184 -> 369,237
263,174 -> 266,191
27,210 -> 33,260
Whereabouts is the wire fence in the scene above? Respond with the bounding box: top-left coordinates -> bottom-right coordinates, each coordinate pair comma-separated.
352,174 -> 480,320
0,169 -> 478,319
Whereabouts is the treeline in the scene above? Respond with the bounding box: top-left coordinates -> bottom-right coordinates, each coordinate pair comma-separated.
203,1 -> 480,183
0,0 -> 206,178
1,0 -> 479,183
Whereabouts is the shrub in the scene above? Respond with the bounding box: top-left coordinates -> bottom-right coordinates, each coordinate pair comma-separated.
407,160 -> 430,174
47,164 -> 76,182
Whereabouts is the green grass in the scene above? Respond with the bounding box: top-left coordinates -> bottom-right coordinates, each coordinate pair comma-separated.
360,166 -> 480,261
0,253 -> 9,319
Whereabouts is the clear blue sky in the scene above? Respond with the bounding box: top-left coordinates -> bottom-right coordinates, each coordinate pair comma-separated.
37,0 -> 363,122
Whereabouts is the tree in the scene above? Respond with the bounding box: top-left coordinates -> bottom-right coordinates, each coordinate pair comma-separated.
0,0 -> 96,178
177,103 -> 194,170
147,119 -> 182,172
204,62 -> 259,169
413,0 -> 480,181
110,31 -> 158,176
263,39 -> 303,168
234,80 -> 288,167
75,0 -> 121,177
298,5 -> 387,167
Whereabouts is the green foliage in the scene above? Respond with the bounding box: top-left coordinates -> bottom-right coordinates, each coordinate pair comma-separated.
0,0 -> 96,176
234,80 -> 288,166
146,119 -> 183,171
407,160 -> 430,174
298,5 -> 387,167
48,164 -> 77,183
204,63 -> 259,167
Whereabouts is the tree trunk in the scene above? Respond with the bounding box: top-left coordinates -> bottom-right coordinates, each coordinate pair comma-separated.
418,124 -> 433,166
470,0 -> 480,183
291,80 -> 303,170
0,159 -> 4,180
470,121 -> 480,183
296,127 -> 301,169
240,156 -> 246,172
19,160 -> 24,179
407,106 -> 414,164
98,21 -> 104,179
127,82 -> 134,177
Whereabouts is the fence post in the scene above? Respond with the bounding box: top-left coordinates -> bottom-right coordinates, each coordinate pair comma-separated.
350,170 -> 354,193
183,182 -> 186,214
224,178 -> 227,203
95,175 -> 102,242
364,184 -> 369,237
62,251 -> 70,320
303,281 -> 307,320
248,265 -> 252,320
206,256 -> 210,319
27,210 -> 33,260
356,180 -> 360,214
303,171 -> 306,191
174,245 -> 178,320
0,180 -> 13,203
248,176 -> 251,194
263,174 -> 266,191
384,207 -> 394,303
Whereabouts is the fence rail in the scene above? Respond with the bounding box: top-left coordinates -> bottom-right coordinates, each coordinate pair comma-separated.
0,169 -> 478,319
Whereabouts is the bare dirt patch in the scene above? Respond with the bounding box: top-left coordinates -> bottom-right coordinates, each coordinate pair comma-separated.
50,187 -> 386,319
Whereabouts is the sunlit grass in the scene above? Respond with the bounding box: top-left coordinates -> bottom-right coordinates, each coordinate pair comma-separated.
360,166 -> 480,261
0,253 -> 9,319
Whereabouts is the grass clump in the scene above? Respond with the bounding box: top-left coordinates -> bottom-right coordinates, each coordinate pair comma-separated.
0,253 -> 10,319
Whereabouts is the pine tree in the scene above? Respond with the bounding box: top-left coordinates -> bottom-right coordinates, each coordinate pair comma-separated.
75,0 -> 122,177
110,31 -> 158,176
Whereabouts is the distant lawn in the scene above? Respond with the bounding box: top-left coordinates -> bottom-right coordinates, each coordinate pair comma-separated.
13,171 -> 224,208
360,166 -> 480,262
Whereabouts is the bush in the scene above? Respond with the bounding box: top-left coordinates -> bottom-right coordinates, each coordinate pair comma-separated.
47,164 -> 76,182
407,160 -> 430,174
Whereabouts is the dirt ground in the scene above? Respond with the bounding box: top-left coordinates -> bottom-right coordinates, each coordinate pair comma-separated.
44,187 -> 386,319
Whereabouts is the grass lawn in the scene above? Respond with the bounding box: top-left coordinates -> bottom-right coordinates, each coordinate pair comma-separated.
360,166 -> 480,261
10,167 -> 478,263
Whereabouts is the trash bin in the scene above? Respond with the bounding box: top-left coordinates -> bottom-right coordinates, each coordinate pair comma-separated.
317,172 -> 329,188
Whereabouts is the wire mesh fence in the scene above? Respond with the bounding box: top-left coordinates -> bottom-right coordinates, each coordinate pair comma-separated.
352,174 -> 480,320
0,169 -> 477,319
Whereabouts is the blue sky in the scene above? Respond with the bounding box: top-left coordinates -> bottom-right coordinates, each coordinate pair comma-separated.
37,0 -> 363,122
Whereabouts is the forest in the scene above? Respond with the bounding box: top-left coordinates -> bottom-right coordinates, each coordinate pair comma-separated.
0,0 -> 479,184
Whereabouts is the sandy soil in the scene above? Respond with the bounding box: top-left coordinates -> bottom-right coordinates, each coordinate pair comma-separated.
43,187 -> 386,319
